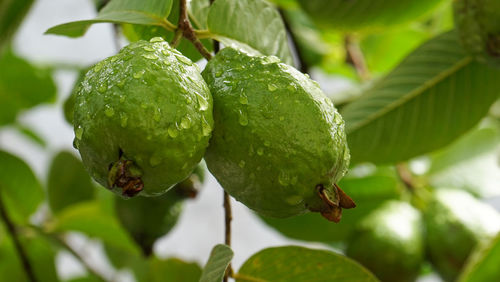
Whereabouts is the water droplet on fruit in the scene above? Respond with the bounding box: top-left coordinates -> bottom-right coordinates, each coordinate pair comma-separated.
98,82 -> 107,93
181,116 -> 191,129
143,46 -> 155,52
133,70 -> 145,79
268,84 -> 278,91
153,109 -> 161,122
279,116 -> 285,121
196,93 -> 209,111
285,195 -> 302,205
287,83 -> 296,92
215,70 -> 223,77
175,54 -> 192,65
264,140 -> 271,147
150,37 -> 163,43
168,125 -> 179,138
75,126 -> 84,140
257,147 -> 264,155
334,113 -> 342,124
186,96 -> 192,104
238,109 -> 248,126
239,93 -> 248,105
238,160 -> 246,168
142,53 -> 157,60
201,116 -> 211,136
104,105 -> 115,117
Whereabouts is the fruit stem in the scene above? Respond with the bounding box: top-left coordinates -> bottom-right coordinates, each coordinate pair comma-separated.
173,0 -> 212,60
344,34 -> 370,81
0,193 -> 38,282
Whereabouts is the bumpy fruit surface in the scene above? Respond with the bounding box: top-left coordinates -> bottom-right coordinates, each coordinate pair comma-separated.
115,164 -> 205,256
202,48 -> 353,221
74,38 -> 213,197
454,0 -> 500,67
346,201 -> 424,282
424,189 -> 500,281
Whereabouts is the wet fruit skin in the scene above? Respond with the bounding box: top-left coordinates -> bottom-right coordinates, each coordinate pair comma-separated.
114,164 -> 205,256
424,189 -> 500,281
454,0 -> 500,67
346,201 -> 424,282
73,38 -> 213,197
202,48 -> 352,220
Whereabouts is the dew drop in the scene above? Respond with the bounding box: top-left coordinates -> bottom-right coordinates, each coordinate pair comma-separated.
186,96 -> 193,104
287,83 -> 296,92
196,93 -> 209,111
180,116 -> 191,129
239,93 -> 248,105
143,46 -> 156,52
334,113 -> 343,124
264,140 -> 271,147
98,82 -> 107,93
141,103 -> 148,109
110,56 -> 118,62
150,37 -> 164,43
133,70 -> 145,79
119,95 -> 125,103
104,105 -> 115,117
93,63 -> 102,72
142,53 -> 157,60
75,126 -> 84,140
168,125 -> 179,138
238,160 -> 246,168
175,54 -> 192,65
257,147 -> 264,156
215,70 -> 223,77
279,116 -> 285,121
201,116 -> 212,136
238,109 -> 248,126
267,84 -> 278,91
117,80 -> 126,89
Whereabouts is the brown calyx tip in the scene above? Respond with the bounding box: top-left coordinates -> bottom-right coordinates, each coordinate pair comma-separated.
108,159 -> 144,197
316,183 -> 356,223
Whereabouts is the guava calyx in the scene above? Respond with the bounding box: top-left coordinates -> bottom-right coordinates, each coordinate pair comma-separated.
107,156 -> 143,197
315,184 -> 356,222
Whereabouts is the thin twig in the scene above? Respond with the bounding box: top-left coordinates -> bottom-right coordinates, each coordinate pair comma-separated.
28,225 -> 107,282
278,8 -> 309,73
223,191 -> 233,282
174,0 -> 212,60
0,194 -> 38,282
344,34 -> 370,81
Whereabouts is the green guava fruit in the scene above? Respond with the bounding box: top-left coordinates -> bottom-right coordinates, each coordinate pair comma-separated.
424,189 -> 500,281
346,201 -> 424,282
202,48 -> 353,221
454,0 -> 500,67
73,37 -> 213,197
114,164 -> 205,256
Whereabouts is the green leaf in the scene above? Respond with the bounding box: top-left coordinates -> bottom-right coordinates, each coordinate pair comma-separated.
199,244 -> 234,282
147,257 -> 202,282
0,150 -> 44,223
15,124 -> 46,147
0,0 -> 34,51
427,124 -> 500,197
51,201 -> 140,255
260,173 -> 400,243
188,0 -> 210,29
458,234 -> 500,282
45,0 -> 174,37
237,246 -> 379,282
0,51 -> 56,126
0,233 -> 58,282
47,151 -> 95,213
297,0 -> 444,30
341,31 -> 500,164
207,0 -> 293,65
